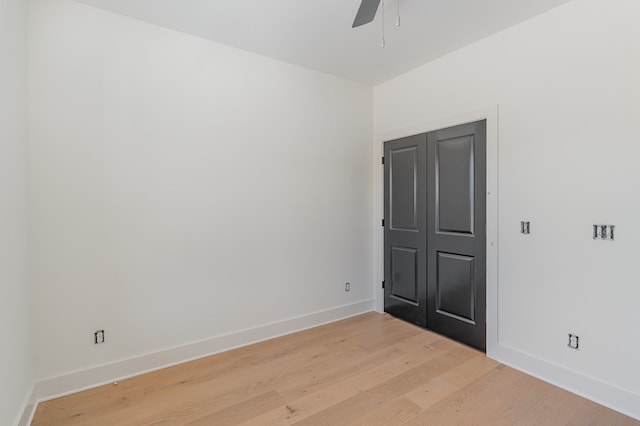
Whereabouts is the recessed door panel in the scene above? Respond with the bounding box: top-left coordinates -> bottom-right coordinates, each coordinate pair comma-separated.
436,135 -> 474,235
391,246 -> 418,304
436,252 -> 475,323
390,147 -> 418,231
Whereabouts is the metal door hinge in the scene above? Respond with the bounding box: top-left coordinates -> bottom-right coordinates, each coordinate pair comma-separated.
382,280 -> 385,289
381,156 -> 385,165
382,219 -> 385,227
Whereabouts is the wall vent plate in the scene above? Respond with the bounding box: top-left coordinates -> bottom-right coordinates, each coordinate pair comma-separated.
520,221 -> 530,234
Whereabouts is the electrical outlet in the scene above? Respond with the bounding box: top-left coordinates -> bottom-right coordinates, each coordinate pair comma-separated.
94,330 -> 105,344
345,282 -> 350,292
568,334 -> 579,350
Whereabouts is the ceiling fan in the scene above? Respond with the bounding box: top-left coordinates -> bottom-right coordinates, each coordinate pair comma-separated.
352,0 -> 382,28
352,0 -> 400,47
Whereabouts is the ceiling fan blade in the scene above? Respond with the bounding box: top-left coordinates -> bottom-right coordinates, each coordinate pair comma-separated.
352,0 -> 381,28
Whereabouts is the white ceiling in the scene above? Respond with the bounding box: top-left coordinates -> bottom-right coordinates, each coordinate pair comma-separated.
74,0 -> 574,85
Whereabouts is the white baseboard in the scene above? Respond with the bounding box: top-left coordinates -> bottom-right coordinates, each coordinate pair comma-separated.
493,344 -> 640,421
15,382 -> 37,426
36,299 -> 373,402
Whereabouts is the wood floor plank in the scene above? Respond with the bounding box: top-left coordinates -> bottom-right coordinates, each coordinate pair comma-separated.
347,397 -> 422,425
403,364 -> 527,425
184,390 -> 286,426
32,313 -> 639,426
239,338 -> 449,425
292,346 -> 479,425
512,387 -> 598,426
85,345 -> 335,425
405,352 -> 500,408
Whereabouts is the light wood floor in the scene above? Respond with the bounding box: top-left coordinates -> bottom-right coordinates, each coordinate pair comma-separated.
32,313 -> 638,425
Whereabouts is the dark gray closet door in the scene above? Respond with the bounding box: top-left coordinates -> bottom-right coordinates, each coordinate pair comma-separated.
383,134 -> 428,327
427,120 -> 486,351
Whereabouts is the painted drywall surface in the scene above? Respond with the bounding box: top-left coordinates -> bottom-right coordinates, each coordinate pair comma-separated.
0,0 -> 33,424
375,0 -> 639,410
29,0 -> 373,380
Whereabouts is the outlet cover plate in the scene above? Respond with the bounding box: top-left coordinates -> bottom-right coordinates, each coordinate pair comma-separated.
568,334 -> 579,350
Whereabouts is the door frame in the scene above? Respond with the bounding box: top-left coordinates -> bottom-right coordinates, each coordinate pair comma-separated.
374,105 -> 499,359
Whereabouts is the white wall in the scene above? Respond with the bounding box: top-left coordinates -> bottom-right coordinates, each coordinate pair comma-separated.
29,0 -> 373,384
0,0 -> 33,424
374,0 -> 640,418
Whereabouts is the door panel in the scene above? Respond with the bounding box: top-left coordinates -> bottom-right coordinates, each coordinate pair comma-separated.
390,246 -> 418,304
384,134 -> 427,327
390,146 -> 418,231
436,252 -> 475,323
428,121 -> 486,351
436,135 -> 474,235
